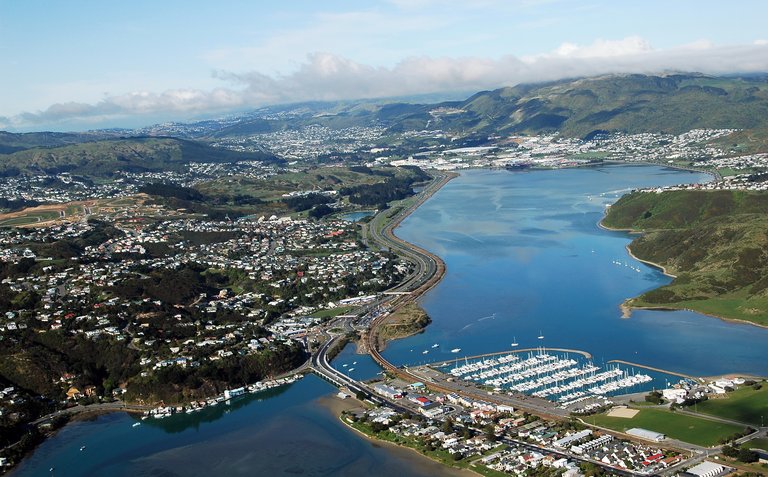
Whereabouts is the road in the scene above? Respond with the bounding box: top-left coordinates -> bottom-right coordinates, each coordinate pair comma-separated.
31,401 -> 154,426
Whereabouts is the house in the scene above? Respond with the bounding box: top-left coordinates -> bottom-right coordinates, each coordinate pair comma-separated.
661,388 -> 688,402
66,387 -> 83,400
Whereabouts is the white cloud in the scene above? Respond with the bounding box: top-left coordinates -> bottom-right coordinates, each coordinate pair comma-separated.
4,38 -> 768,130
546,36 -> 653,59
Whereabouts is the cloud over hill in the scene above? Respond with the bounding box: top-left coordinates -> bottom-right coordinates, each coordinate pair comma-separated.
3,38 -> 768,129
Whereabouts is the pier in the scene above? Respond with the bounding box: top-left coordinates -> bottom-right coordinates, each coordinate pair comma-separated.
432,347 -> 593,367
607,359 -> 701,382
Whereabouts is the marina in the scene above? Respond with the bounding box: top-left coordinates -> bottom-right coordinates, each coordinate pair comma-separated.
431,347 -> 668,411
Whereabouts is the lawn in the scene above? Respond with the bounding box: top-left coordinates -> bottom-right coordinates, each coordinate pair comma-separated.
311,306 -> 355,319
695,385 -> 768,427
746,438 -> 768,452
591,408 -> 745,447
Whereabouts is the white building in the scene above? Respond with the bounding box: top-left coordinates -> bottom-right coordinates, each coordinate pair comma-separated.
685,460 -> 728,477
626,428 -> 665,442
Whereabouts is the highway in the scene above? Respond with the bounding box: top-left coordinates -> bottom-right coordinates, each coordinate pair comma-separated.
308,172 -> 456,407
310,330 -> 411,413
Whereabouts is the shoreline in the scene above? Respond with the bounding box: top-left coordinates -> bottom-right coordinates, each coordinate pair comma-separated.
365,171 -> 455,359
367,171 -> 456,353
371,303 -> 431,353
318,395 -> 478,477
622,243 -> 677,278
322,395 -> 480,477
621,302 -> 768,331
599,217 -> 768,330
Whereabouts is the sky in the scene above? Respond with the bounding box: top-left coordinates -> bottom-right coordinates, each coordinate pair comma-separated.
2,0 -> 768,131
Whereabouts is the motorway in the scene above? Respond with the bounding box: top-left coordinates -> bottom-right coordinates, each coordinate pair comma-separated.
308,172 -> 457,407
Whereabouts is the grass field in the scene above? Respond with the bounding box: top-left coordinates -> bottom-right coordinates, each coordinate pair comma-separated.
633,293 -> 768,327
591,408 -> 745,447
694,385 -> 768,427
311,306 -> 356,319
747,438 -> 768,452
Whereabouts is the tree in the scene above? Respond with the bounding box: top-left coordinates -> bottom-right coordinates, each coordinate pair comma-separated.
738,448 -> 759,463
484,423 -> 497,442
580,462 -> 605,476
721,445 -> 738,458
644,390 -> 664,404
442,418 -> 453,433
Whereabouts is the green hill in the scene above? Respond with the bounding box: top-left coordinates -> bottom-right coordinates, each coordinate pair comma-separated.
0,130 -> 118,154
206,73 -> 768,142
602,189 -> 768,325
0,136 -> 281,177
406,74 -> 768,138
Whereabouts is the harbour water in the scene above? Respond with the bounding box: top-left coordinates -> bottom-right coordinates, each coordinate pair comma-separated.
12,164 -> 768,476
389,165 -> 768,377
9,375 -> 471,477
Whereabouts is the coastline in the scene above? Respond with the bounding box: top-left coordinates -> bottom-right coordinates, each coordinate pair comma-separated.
623,244 -> 677,278
318,395 -> 479,477
599,217 -> 768,330
603,159 -> 722,181
366,171 -> 456,353
372,303 -> 431,352
621,302 -> 768,330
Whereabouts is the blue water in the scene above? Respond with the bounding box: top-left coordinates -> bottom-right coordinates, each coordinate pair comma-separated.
341,211 -> 374,222
14,164 -> 768,476
387,166 -> 768,377
332,342 -> 384,382
10,376 -> 466,477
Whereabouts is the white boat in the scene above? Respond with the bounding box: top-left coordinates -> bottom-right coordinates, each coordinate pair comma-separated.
511,337 -> 518,347
347,368 -> 355,372
431,343 -> 439,348
422,350 -> 429,354
80,446 -> 86,451
537,331 -> 544,339
132,422 -> 141,428
451,348 -> 461,353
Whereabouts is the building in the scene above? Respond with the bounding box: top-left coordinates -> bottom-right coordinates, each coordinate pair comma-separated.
626,428 -> 665,442
683,461 -> 728,477
224,387 -> 245,399
662,388 -> 688,403
553,429 -> 592,448
373,383 -> 402,399
571,434 -> 613,454
419,403 -> 444,418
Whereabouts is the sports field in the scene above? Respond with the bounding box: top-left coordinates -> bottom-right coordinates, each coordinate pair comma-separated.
591,408 -> 744,447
